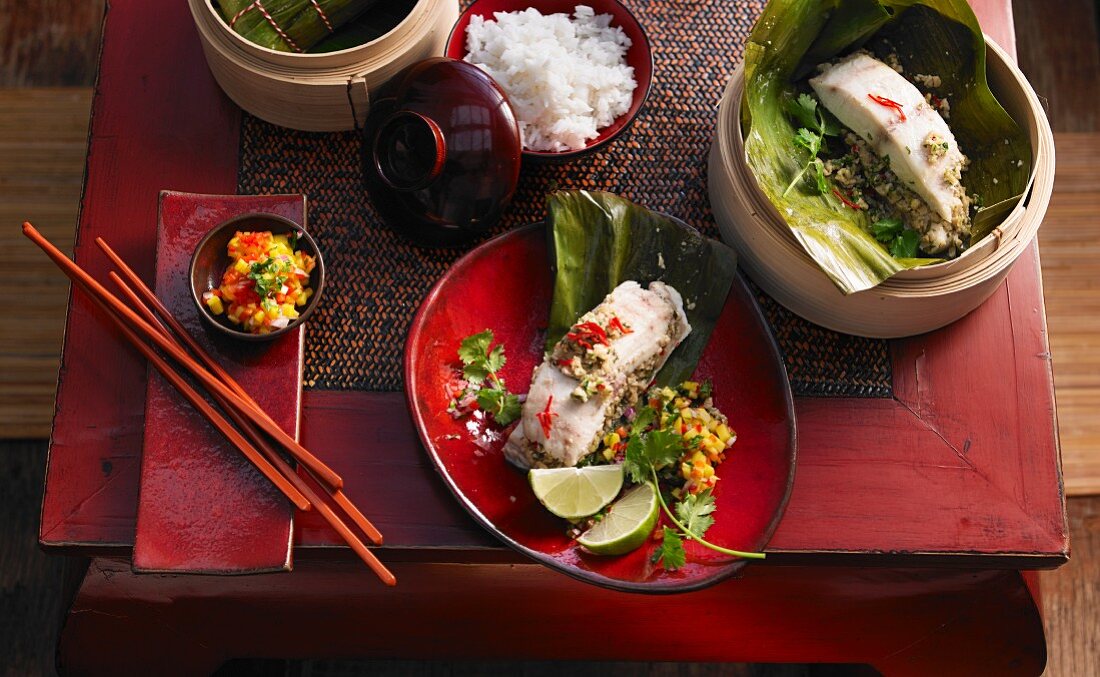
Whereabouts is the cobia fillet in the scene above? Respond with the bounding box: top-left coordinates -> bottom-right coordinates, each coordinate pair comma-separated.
504,280 -> 691,469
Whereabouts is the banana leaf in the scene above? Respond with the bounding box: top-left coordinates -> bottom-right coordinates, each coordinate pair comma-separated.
215,0 -> 378,53
741,0 -> 1031,294
545,191 -> 739,386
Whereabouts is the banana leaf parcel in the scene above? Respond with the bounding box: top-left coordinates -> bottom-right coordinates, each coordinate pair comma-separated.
545,191 -> 739,386
741,0 -> 1031,294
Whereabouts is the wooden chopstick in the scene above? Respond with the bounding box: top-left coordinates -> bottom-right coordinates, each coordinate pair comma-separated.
109,273 -> 319,504
22,223 -> 344,490
108,271 -> 384,547
74,275 -> 312,512
95,238 -> 341,480
107,275 -> 393,586
23,224 -> 394,585
97,239 -> 384,547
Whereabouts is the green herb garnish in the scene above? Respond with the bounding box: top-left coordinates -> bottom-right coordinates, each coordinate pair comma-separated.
248,256 -> 291,298
872,218 -> 921,258
458,330 -> 521,426
890,229 -> 921,258
625,425 -> 764,570
782,93 -> 837,197
654,527 -> 686,570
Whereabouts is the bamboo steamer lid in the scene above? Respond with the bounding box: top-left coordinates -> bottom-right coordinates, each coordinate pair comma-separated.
708,36 -> 1055,338
188,0 -> 460,131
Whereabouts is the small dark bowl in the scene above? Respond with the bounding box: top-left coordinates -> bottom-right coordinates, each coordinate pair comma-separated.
445,0 -> 653,162
189,213 -> 325,342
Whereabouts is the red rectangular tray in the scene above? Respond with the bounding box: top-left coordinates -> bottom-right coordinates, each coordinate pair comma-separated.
131,191 -> 306,574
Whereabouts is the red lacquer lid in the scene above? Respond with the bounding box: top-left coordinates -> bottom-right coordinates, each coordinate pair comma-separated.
362,57 -> 522,247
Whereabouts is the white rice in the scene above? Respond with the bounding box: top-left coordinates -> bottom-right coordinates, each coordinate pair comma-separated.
463,5 -> 637,152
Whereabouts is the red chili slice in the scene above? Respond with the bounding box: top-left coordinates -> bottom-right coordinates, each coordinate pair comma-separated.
536,396 -> 557,439
832,189 -> 862,210
608,316 -> 632,335
565,321 -> 609,350
868,94 -> 907,122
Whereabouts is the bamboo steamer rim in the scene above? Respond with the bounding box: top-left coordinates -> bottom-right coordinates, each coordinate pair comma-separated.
196,0 -> 432,65
715,33 -> 1054,302
190,0 -> 441,80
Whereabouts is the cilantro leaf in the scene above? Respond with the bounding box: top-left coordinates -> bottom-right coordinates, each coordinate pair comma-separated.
890,229 -> 921,258
818,106 -> 843,137
675,489 -> 717,539
793,127 -> 821,155
486,344 -> 506,373
872,217 -> 905,242
646,429 -> 685,469
783,92 -> 820,131
809,157 -> 828,194
625,428 -> 683,484
631,403 -> 657,435
477,388 -> 521,426
463,363 -> 490,385
623,436 -> 649,484
458,330 -> 494,367
656,527 -> 686,570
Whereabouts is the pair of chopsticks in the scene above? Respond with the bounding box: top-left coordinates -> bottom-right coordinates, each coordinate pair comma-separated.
23,222 -> 395,586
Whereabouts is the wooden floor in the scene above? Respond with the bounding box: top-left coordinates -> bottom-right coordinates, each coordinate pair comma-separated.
1,0 -> 1097,675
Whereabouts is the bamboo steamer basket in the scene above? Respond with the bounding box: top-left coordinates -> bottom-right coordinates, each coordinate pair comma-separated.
188,0 -> 460,131
709,36 -> 1055,338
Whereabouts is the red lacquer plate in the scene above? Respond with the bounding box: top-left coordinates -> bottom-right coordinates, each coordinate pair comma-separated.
405,224 -> 796,593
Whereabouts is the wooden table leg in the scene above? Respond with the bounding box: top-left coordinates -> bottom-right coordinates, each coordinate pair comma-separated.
57,557 -> 1046,676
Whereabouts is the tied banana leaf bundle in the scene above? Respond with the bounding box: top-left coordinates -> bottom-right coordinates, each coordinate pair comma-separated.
216,0 -> 379,53
545,191 -> 739,386
741,0 -> 1031,294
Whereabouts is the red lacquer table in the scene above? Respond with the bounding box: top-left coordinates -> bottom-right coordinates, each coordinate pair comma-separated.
41,1 -> 1066,675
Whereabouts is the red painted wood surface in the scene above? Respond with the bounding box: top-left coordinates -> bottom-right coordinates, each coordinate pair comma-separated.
40,0 -> 1064,569
40,0 -> 241,548
58,556 -> 1046,676
41,0 -> 1062,672
131,192 -> 306,574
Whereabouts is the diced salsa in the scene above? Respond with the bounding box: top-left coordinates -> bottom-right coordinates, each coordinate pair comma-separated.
203,230 -> 315,335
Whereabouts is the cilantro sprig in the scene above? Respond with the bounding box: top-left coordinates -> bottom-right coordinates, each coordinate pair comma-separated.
457,330 -> 521,426
623,410 -> 764,570
783,93 -> 839,197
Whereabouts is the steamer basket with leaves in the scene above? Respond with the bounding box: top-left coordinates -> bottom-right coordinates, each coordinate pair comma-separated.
708,0 -> 1055,338
215,0 -> 379,53
189,0 -> 459,131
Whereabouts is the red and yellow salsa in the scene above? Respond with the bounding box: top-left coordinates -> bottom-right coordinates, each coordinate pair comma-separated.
203,230 -> 315,334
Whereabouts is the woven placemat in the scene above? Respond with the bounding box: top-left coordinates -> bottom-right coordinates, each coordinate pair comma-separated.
237,0 -> 892,398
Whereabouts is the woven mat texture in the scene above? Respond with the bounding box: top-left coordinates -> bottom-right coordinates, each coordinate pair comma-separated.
236,0 -> 892,398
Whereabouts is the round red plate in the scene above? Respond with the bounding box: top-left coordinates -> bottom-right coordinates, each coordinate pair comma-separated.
405,223 -> 796,593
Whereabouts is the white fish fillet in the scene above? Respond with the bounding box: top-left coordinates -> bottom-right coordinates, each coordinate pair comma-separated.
504,281 -> 691,469
809,53 -> 967,224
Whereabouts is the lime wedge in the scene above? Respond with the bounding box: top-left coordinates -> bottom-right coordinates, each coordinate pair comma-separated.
529,465 -> 624,520
576,483 -> 660,555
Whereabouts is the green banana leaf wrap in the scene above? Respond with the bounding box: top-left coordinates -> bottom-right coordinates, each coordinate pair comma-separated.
545,191 -> 739,386
216,0 -> 378,53
741,0 -> 1031,294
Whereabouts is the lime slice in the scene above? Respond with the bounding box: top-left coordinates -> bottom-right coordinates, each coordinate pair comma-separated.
529,465 -> 624,520
576,483 -> 660,555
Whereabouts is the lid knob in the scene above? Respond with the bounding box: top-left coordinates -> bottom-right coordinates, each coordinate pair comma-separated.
372,111 -> 446,192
